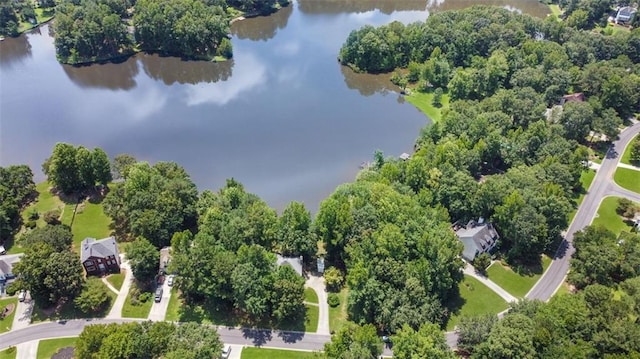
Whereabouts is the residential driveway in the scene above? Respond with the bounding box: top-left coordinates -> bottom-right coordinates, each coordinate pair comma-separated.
107,262 -> 132,319
227,344 -> 243,359
16,339 -> 38,359
305,275 -> 330,335
147,279 -> 171,321
12,293 -> 34,331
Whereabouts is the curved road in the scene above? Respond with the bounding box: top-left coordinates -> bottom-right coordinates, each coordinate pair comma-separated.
1,124 -> 638,354
526,122 -> 640,301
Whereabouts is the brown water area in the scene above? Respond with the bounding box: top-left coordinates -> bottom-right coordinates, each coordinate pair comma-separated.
0,0 -> 549,211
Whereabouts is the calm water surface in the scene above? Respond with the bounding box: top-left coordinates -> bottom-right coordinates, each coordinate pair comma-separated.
0,0 -> 549,211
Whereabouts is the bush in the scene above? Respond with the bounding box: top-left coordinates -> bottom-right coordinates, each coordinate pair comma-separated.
5,281 -> 20,296
25,220 -> 37,229
139,292 -> 152,303
43,209 -> 61,225
473,253 -> 492,274
327,293 -> 340,307
432,87 -> 443,107
324,267 -> 344,292
617,198 -> 638,218
28,210 -> 39,220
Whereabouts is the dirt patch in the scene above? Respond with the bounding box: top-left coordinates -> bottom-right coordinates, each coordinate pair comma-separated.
1,303 -> 15,319
52,347 -> 75,359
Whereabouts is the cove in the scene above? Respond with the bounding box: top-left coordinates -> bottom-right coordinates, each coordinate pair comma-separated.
0,0 -> 549,212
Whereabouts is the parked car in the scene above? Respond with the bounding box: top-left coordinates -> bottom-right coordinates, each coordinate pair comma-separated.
167,275 -> 174,286
221,344 -> 231,359
18,289 -> 26,302
154,287 -> 163,302
0,245 -> 6,255
4,272 -> 16,280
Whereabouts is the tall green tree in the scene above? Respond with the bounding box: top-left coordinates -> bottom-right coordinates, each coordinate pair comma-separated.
126,237 -> 160,283
276,201 -> 315,257
392,323 -> 455,359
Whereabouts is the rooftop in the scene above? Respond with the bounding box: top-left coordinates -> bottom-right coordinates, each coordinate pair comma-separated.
80,237 -> 119,262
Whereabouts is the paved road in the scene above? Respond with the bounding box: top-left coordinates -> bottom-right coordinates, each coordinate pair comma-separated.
148,279 -> 171,321
305,274 -> 330,335
15,340 -> 38,359
526,122 -> 640,301
0,319 -> 331,352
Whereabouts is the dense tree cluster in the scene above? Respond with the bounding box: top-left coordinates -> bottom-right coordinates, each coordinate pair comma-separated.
315,180 -> 463,331
134,0 -> 231,60
54,0 -> 134,64
13,239 -> 84,307
20,224 -> 73,252
459,286 -> 640,358
126,237 -> 161,283
324,323 -> 383,359
0,165 -> 35,242
338,5 -> 640,265
569,226 -> 640,289
103,161 -> 198,248
0,0 -> 40,36
75,321 -> 223,359
42,143 -> 112,195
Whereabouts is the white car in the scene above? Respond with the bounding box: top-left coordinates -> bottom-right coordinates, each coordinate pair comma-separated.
18,289 -> 26,302
167,275 -> 175,286
221,344 -> 231,359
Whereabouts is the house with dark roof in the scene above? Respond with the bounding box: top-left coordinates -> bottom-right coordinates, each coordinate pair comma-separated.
560,92 -> 585,106
80,237 -> 120,276
615,6 -> 637,24
455,219 -> 499,262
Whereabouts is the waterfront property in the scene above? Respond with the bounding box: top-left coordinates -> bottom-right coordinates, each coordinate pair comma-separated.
80,237 -> 121,276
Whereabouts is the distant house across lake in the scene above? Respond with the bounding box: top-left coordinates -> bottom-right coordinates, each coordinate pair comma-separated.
454,218 -> 499,262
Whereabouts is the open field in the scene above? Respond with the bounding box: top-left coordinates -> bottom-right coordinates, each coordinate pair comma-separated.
405,91 -> 450,123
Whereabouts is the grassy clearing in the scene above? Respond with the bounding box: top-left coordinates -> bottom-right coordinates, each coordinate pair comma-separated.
121,284 -> 153,319
304,288 -> 319,304
305,304 -> 319,333
405,90 -> 450,123
36,337 -> 76,359
241,347 -> 317,359
486,255 -> 552,298
446,275 -> 508,331
21,182 -> 65,228
0,297 -> 18,334
165,287 -> 181,322
592,196 -> 637,236
0,347 -> 16,359
31,278 -> 115,322
613,167 -> 640,194
328,288 -> 349,334
621,135 -> 638,166
68,200 -> 112,251
106,271 -> 126,292
548,4 -> 562,17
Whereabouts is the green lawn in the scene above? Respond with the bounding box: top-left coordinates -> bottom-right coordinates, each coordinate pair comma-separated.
613,167 -> 640,194
106,271 -> 126,292
241,347 -> 317,359
36,337 -> 76,359
165,287 -> 181,322
592,196 -> 637,236
305,304 -> 319,333
548,4 -> 562,17
31,278 -> 115,322
68,200 -> 112,252
486,255 -> 552,298
446,275 -> 508,331
328,288 -> 349,334
121,284 -> 153,319
304,288 -> 319,304
621,135 -> 638,166
21,182 -> 65,226
405,90 -> 450,123
0,297 -> 18,334
0,347 -> 16,359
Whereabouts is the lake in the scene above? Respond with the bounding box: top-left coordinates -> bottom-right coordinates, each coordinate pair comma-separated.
0,0 -> 549,212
